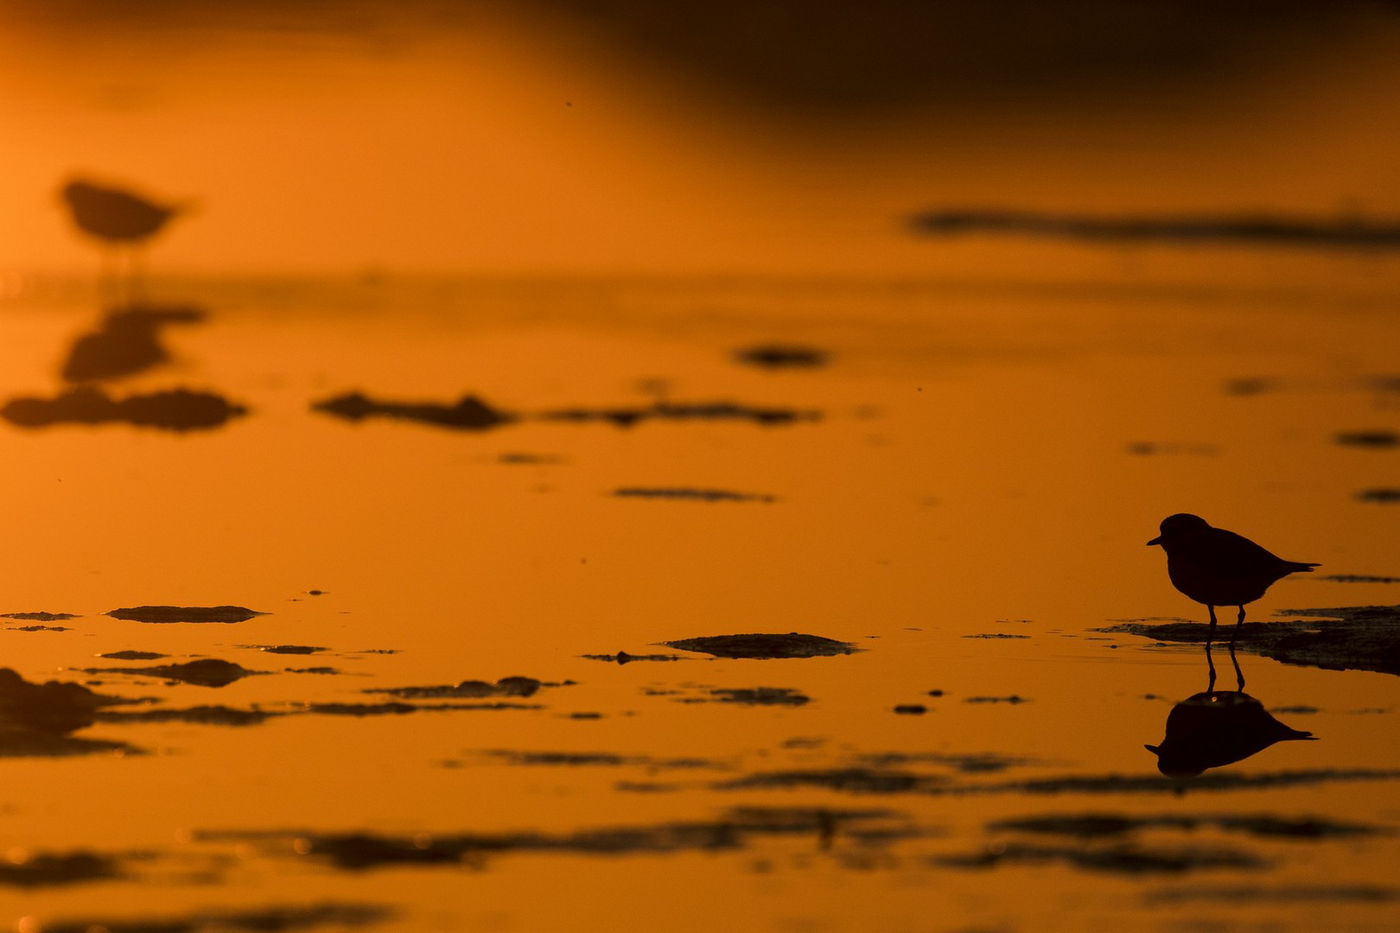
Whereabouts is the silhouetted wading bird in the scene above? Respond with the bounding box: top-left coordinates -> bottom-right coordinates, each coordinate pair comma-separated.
1147,514 -> 1318,650
60,178 -> 184,302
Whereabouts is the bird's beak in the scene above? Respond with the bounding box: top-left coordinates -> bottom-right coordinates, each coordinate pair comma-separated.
1146,536 -> 1162,546
1144,744 -> 1160,755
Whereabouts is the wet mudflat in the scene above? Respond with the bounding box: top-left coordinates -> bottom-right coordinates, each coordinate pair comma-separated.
2,273 -> 1400,932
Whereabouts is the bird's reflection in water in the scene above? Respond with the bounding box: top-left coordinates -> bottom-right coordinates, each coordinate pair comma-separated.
1145,642 -> 1315,778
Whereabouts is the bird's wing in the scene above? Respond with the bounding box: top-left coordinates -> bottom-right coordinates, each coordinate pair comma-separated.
1209,523 -> 1316,574
1207,527 -> 1296,575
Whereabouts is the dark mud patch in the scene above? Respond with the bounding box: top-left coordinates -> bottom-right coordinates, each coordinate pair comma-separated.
717,768 -> 947,795
60,304 -> 205,383
662,633 -> 856,659
0,731 -> 138,758
2,611 -> 79,621
964,695 -> 1030,704
0,667 -> 102,735
1125,441 -> 1219,456
962,633 -> 1030,639
1319,574 -> 1400,584
498,452 -> 563,465
733,344 -> 829,369
364,676 -> 545,700
313,391 -> 514,431
539,399 -> 820,428
932,841 -> 1265,875
0,850 -> 122,888
582,651 -> 684,664
108,605 -> 264,624
611,487 -> 777,503
1358,488 -> 1400,503
1103,605 -> 1400,676
478,750 -> 717,770
959,768 -> 1400,796
892,704 -> 927,714
1224,377 -> 1279,396
2,386 -> 246,431
1335,430 -> 1400,448
305,701 -> 541,717
909,208 -> 1400,249
99,650 -> 168,661
857,752 -> 1032,775
9,624 -> 68,632
287,666 -> 341,675
245,644 -> 326,655
97,705 -> 276,727
989,812 -> 1388,840
710,687 -> 810,705
1144,884 -> 1400,905
38,903 -> 391,933
713,766 -> 1400,797
204,808 -> 909,870
80,659 -> 262,688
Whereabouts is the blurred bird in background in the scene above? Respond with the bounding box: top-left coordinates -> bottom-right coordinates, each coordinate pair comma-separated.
60,178 -> 187,305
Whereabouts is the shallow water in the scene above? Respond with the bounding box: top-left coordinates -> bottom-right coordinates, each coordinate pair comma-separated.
2,272 -> 1399,932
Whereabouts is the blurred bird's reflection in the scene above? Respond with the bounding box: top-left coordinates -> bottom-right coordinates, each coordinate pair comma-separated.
1145,644 -> 1315,778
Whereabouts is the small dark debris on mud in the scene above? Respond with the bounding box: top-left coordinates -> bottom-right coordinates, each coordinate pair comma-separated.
710,687 -> 810,706
1335,430 -> 1399,448
1319,574 -> 1400,584
663,633 -> 856,659
498,452 -> 562,465
582,651 -> 684,664
539,399 -> 820,429
965,695 -> 1029,704
365,676 -> 544,699
247,644 -> 326,655
893,705 -> 927,715
963,633 -> 1030,639
286,666 -> 340,675
313,391 -> 515,431
108,605 -> 264,624
2,386 -> 246,431
2,611 -> 79,622
733,344 -> 829,369
1358,489 -> 1400,503
611,487 -> 776,503
99,650 -> 168,661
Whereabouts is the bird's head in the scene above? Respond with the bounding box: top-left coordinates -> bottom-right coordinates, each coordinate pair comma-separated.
59,179 -> 96,207
1147,512 -> 1210,547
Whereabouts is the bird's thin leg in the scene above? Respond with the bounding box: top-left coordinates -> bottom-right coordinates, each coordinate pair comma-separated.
1229,639 -> 1245,692
1230,605 -> 1245,648
1205,605 -> 1218,692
